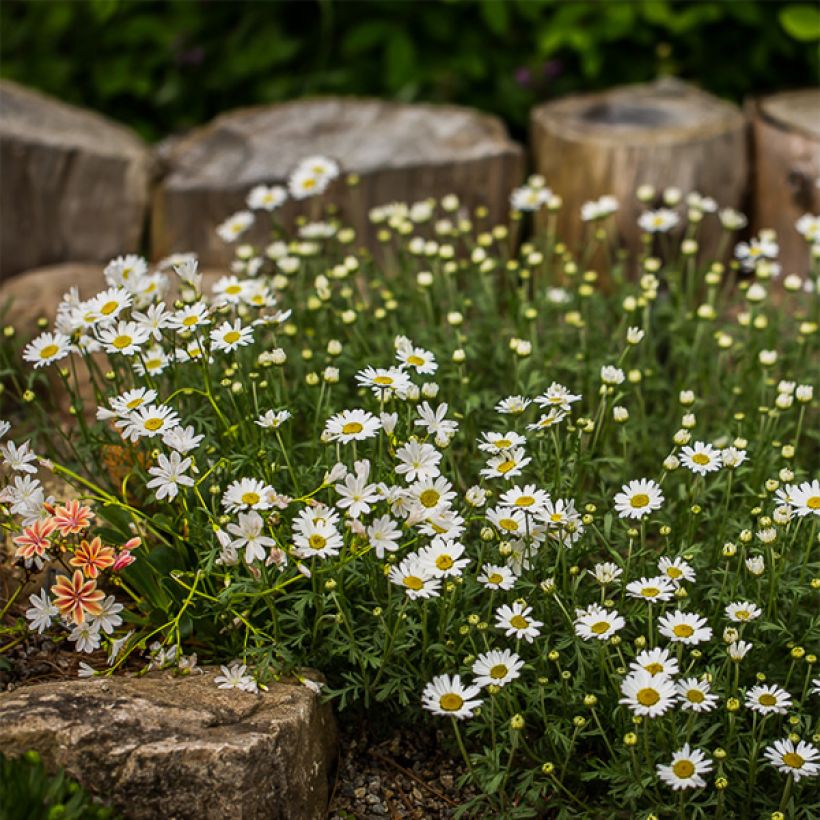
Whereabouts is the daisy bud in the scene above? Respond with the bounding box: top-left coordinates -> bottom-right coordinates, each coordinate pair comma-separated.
480,527 -> 494,541
696,304 -> 716,320
796,385 -> 813,402
682,238 -> 698,255
753,315 -> 768,330
726,698 -> 740,711
781,444 -> 794,459
791,646 -> 805,659
452,349 -> 466,363
722,543 -> 737,558
447,311 -> 463,326
673,429 -> 691,446
510,714 -> 525,730
624,733 -> 638,746
541,762 -> 556,775
548,650 -> 559,662
715,777 -> 728,790
759,350 -> 777,366
663,455 -> 680,471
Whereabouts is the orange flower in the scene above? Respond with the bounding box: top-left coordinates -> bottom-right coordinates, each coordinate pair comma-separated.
52,500 -> 95,536
51,570 -> 105,625
13,518 -> 57,561
70,536 -> 115,579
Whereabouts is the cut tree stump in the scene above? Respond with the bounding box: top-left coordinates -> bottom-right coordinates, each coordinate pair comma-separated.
0,80 -> 151,283
530,79 -> 748,261
749,89 -> 820,277
151,98 -> 524,267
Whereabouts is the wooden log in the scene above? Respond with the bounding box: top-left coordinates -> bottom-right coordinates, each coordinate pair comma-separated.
750,90 -> 820,277
530,79 -> 748,261
0,80 -> 150,283
151,98 -> 524,268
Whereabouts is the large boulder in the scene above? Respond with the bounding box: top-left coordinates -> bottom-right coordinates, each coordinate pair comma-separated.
0,81 -> 150,282
0,670 -> 337,820
151,97 -> 524,267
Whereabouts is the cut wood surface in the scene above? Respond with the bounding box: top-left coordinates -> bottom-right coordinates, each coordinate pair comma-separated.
750,89 -> 820,276
530,79 -> 748,260
152,97 -> 524,267
0,80 -> 150,282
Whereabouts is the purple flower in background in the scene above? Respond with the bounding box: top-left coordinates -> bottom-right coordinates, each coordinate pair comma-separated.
514,66 -> 532,87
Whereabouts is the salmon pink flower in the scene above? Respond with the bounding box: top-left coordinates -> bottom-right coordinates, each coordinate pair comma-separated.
13,518 -> 57,560
52,500 -> 95,536
70,536 -> 115,579
112,551 -> 136,571
51,570 -> 105,625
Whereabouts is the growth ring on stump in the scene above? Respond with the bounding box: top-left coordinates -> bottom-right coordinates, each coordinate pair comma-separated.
750,89 -> 820,277
530,80 -> 748,258
152,98 -> 524,267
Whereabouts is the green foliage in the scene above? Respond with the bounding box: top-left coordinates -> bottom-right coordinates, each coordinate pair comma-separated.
0,0 -> 816,141
0,751 -> 119,820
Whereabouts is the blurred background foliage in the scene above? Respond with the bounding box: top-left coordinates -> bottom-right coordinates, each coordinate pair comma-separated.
1,0 -> 818,142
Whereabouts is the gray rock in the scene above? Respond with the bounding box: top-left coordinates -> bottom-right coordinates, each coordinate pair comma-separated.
152,97 -> 524,267
0,80 -> 150,282
0,670 -> 337,819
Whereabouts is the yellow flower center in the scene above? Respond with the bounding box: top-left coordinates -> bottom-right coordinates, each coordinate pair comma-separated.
672,760 -> 695,779
407,355 -> 424,366
100,300 -> 119,315
550,513 -> 563,523
143,418 -> 164,431
112,335 -> 132,350
636,688 -> 660,706
641,587 -> 660,598
758,693 -> 777,707
783,752 -> 804,769
630,493 -> 650,508
807,496 -> 820,509
126,398 -> 143,409
435,555 -> 453,570
419,490 -> 441,508
673,624 -> 694,638
515,496 -> 535,507
487,573 -> 503,585
489,664 -> 509,680
39,344 -> 59,359
374,375 -> 393,385
735,610 -> 750,620
495,439 -> 512,449
645,662 -> 665,675
590,621 -> 610,635
309,534 -> 326,550
498,518 -> 519,532
687,689 -> 704,703
510,614 -> 529,630
342,422 -> 363,435
302,178 -> 317,190
403,575 -> 424,591
241,492 -> 260,505
439,693 -> 463,711
223,330 -> 241,345
666,567 -> 682,579
182,315 -> 199,326
497,460 -> 516,474
692,453 -> 710,465
225,285 -> 242,295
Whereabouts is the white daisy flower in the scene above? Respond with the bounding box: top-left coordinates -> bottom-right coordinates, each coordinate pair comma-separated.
763,738 -> 819,783
745,684 -> 793,716
472,649 -> 523,689
728,640 -> 753,661
534,383 -> 582,412
227,511 -> 276,564
626,576 -> 675,603
216,210 -> 254,243
90,286 -> 132,324
510,184 -> 551,212
247,184 -> 287,211
366,515 -> 401,559
255,409 -> 292,429
415,402 -> 459,440
657,610 -> 712,645
619,669 -> 677,717
69,620 -> 102,654
388,556 -> 441,600
477,431 -> 527,454
498,484 -> 549,513
486,507 -> 527,536
588,562 -> 622,585
214,663 -> 258,693
395,440 -> 442,483
630,647 -> 680,678
292,516 -> 343,561
495,395 -> 531,415
355,366 -> 412,397
25,588 -> 58,634
527,408 -> 568,431
121,404 -> 180,441
162,425 -> 205,454
397,345 -> 437,374
574,603 -> 625,641
146,451 -> 195,501
785,479 -> 820,516
680,441 -> 723,475
656,745 -> 712,790
477,563 -> 517,591
421,674 -> 482,719
676,678 -> 718,713
725,601 -> 762,623
334,460 -> 379,519
480,447 -> 531,480
221,477 -> 275,513
324,409 -> 381,444
170,302 -> 211,330
720,446 -> 747,469
638,208 -> 680,233
418,538 -> 470,578
22,331 -> 72,369
614,478 -> 664,520
657,556 -> 695,585
495,602 -> 542,643
210,319 -> 254,353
